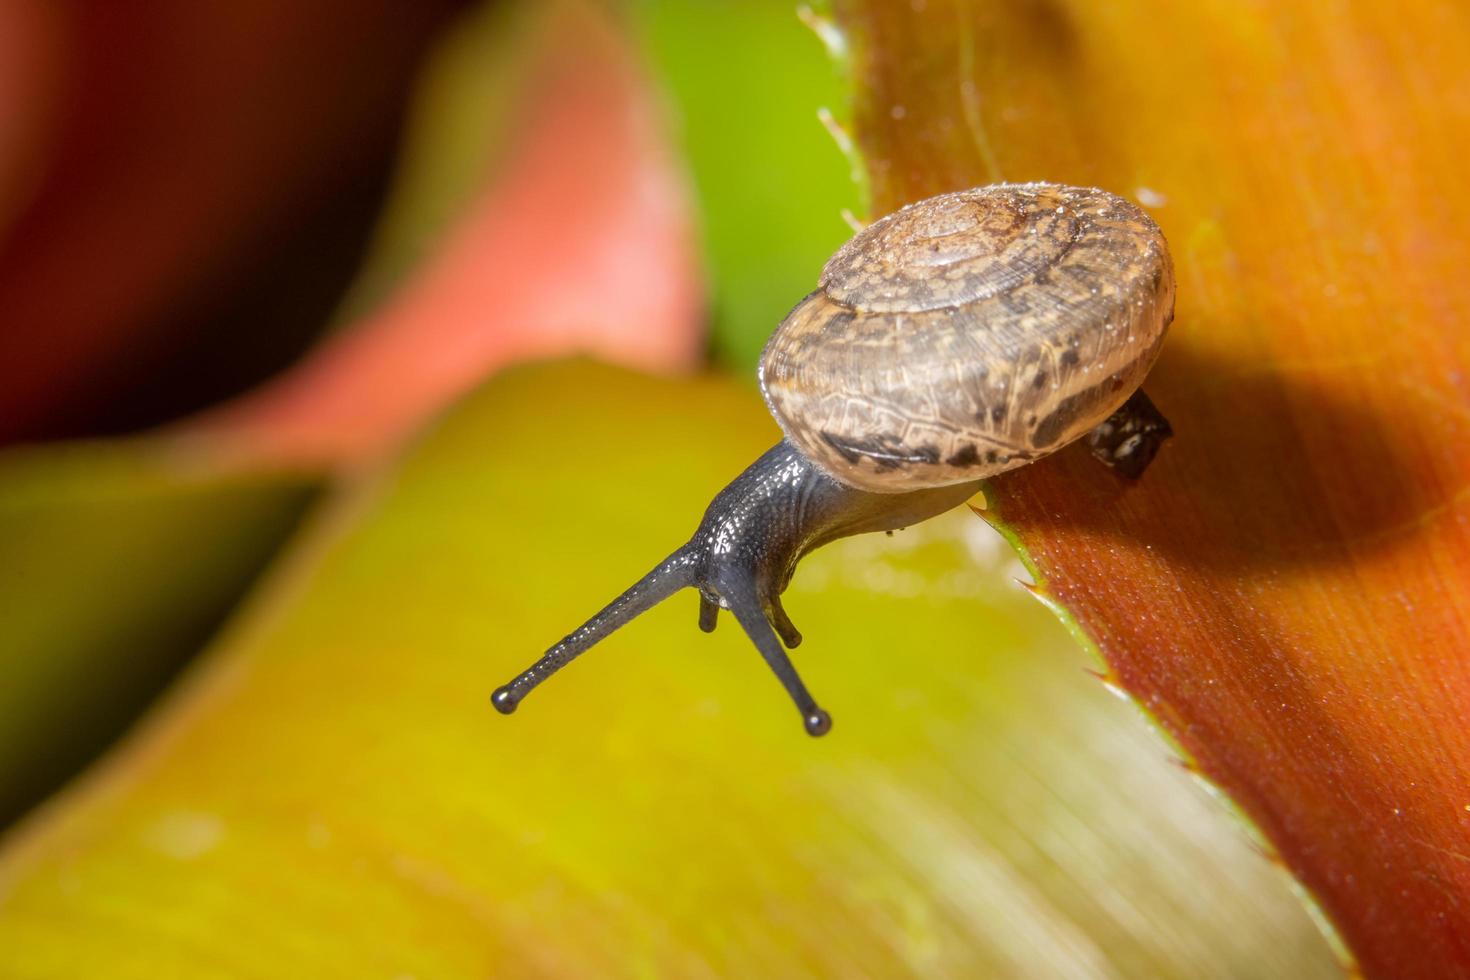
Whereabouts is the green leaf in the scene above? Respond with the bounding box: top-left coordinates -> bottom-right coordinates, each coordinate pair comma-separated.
0,362 -> 1337,977
630,0 -> 858,370
0,446 -> 314,826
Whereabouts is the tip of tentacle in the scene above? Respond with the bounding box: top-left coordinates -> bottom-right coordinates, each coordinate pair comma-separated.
491,686 -> 520,715
698,594 -> 719,633
804,708 -> 833,737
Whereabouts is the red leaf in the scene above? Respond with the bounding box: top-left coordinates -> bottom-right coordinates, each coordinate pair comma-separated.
0,0 -> 465,441
192,0 -> 703,466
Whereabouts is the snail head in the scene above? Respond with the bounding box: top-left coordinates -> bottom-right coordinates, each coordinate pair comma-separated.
490,441 -> 980,736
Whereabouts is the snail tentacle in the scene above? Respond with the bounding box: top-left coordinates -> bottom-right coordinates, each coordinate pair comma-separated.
491,548 -> 699,716
696,592 -> 720,633
766,595 -> 803,650
723,581 -> 829,736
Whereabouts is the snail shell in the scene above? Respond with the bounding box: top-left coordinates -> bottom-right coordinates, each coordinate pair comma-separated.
759,182 -> 1174,494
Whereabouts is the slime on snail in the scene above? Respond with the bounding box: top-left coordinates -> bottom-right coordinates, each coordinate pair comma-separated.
492,183 -> 1176,736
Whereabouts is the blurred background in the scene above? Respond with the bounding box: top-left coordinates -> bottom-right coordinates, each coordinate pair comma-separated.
0,1 -> 1353,975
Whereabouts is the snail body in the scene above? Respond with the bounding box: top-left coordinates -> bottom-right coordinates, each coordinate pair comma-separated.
494,183 -> 1175,736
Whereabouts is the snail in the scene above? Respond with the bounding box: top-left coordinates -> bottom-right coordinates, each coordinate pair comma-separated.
493,182 -> 1174,736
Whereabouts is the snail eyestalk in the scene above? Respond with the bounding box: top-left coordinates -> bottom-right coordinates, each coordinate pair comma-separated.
491,549 -> 698,716
493,440 -> 981,736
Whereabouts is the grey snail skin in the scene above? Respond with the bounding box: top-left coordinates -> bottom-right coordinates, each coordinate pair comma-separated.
493,183 -> 1175,736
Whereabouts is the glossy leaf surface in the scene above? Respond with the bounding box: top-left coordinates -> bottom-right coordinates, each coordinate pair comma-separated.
0,362 -> 1337,977
829,2 -> 1470,975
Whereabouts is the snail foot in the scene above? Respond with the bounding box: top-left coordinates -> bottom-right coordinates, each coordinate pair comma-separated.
1088,388 -> 1172,478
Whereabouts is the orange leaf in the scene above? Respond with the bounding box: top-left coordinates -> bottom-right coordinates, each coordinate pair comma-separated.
832,2 -> 1470,976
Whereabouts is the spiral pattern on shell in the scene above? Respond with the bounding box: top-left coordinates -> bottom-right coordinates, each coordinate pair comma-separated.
758,182 -> 1174,493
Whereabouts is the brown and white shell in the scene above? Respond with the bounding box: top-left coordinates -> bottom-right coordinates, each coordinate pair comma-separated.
758,183 -> 1174,494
